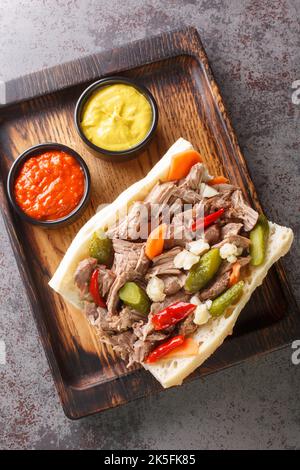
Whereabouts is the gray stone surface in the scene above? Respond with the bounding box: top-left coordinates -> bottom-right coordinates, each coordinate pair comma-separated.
0,0 -> 299,450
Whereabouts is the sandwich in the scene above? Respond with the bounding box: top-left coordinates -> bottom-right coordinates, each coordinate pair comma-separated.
49,138 -> 293,388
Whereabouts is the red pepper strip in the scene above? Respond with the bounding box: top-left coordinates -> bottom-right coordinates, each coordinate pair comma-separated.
191,208 -> 225,232
152,301 -> 196,331
89,268 -> 106,308
145,335 -> 185,364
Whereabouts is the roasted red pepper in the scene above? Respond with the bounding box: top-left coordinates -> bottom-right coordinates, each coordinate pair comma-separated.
89,268 -> 106,308
192,208 -> 225,232
152,301 -> 196,331
145,335 -> 185,363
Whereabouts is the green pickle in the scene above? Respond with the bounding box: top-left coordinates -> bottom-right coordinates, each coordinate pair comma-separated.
119,282 -> 150,315
89,229 -> 113,265
210,281 -> 244,317
185,248 -> 222,293
250,214 -> 269,266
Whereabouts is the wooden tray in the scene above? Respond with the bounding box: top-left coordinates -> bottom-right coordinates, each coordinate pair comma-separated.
0,27 -> 299,419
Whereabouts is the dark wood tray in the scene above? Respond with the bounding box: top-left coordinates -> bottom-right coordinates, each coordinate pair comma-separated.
0,27 -> 299,419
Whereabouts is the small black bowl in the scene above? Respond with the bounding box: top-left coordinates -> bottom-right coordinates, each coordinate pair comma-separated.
7,142 -> 91,228
74,76 -> 158,162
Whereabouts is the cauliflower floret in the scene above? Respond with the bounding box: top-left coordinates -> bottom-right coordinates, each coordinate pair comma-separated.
219,242 -> 242,263
146,276 -> 166,302
193,303 -> 211,325
187,239 -> 210,256
190,294 -> 202,306
201,183 -> 219,198
191,296 -> 212,325
174,250 -> 199,270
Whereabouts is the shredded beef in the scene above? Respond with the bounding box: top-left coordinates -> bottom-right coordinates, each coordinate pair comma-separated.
179,163 -> 206,190
213,233 -> 251,250
112,240 -> 149,276
98,265 -> 116,297
74,257 -> 97,298
230,190 -> 259,231
96,305 -> 145,334
221,222 -> 243,238
204,224 -> 221,245
144,181 -> 176,205
219,256 -> 251,275
178,314 -> 198,336
102,330 -> 137,362
199,271 -> 230,301
84,301 -> 99,322
174,187 -> 202,204
150,291 -> 191,314
161,273 -> 186,295
106,269 -> 136,314
146,247 -> 182,278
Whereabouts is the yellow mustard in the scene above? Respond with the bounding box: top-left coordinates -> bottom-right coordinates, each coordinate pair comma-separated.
81,84 -> 153,151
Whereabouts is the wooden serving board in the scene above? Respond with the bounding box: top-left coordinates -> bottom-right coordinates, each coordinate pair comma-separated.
0,27 -> 299,419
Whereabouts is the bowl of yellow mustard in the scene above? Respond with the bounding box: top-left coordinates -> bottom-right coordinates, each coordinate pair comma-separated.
75,77 -> 158,161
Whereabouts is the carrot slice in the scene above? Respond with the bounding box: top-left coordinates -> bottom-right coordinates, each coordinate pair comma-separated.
229,262 -> 241,287
161,338 -> 199,359
145,223 -> 167,260
208,175 -> 229,185
167,150 -> 202,181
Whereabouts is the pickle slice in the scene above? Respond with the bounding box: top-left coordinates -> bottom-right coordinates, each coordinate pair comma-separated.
250,215 -> 269,266
209,281 -> 244,317
89,230 -> 113,265
119,282 -> 150,315
185,248 -> 222,293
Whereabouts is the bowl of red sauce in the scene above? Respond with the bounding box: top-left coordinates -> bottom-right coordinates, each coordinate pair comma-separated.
7,143 -> 91,227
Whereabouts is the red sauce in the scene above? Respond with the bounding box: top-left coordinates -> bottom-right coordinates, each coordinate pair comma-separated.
14,151 -> 85,221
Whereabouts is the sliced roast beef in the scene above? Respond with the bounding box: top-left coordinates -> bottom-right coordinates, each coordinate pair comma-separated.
133,315 -> 155,341
97,265 -> 116,297
133,319 -> 168,342
212,183 -> 239,193
204,224 -> 221,245
174,187 -> 202,205
221,222 -> 243,238
84,301 -> 99,322
144,181 -> 176,205
97,305 -> 145,334
199,271 -> 230,301
219,256 -> 251,275
213,233 -> 251,250
146,247 -> 182,278
102,330 -> 137,362
230,190 -> 259,231
179,163 -> 206,190
112,240 -> 149,276
74,257 -> 97,298
178,313 -> 198,336
106,269 -> 137,314
204,190 -> 233,214
161,273 -> 186,295
150,291 -> 191,314
127,339 -> 153,366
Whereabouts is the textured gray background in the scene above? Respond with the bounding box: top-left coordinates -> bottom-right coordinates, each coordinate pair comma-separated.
0,0 -> 300,450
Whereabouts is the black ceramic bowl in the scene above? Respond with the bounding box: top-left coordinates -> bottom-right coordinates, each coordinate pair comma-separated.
7,142 -> 91,228
74,76 -> 158,162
